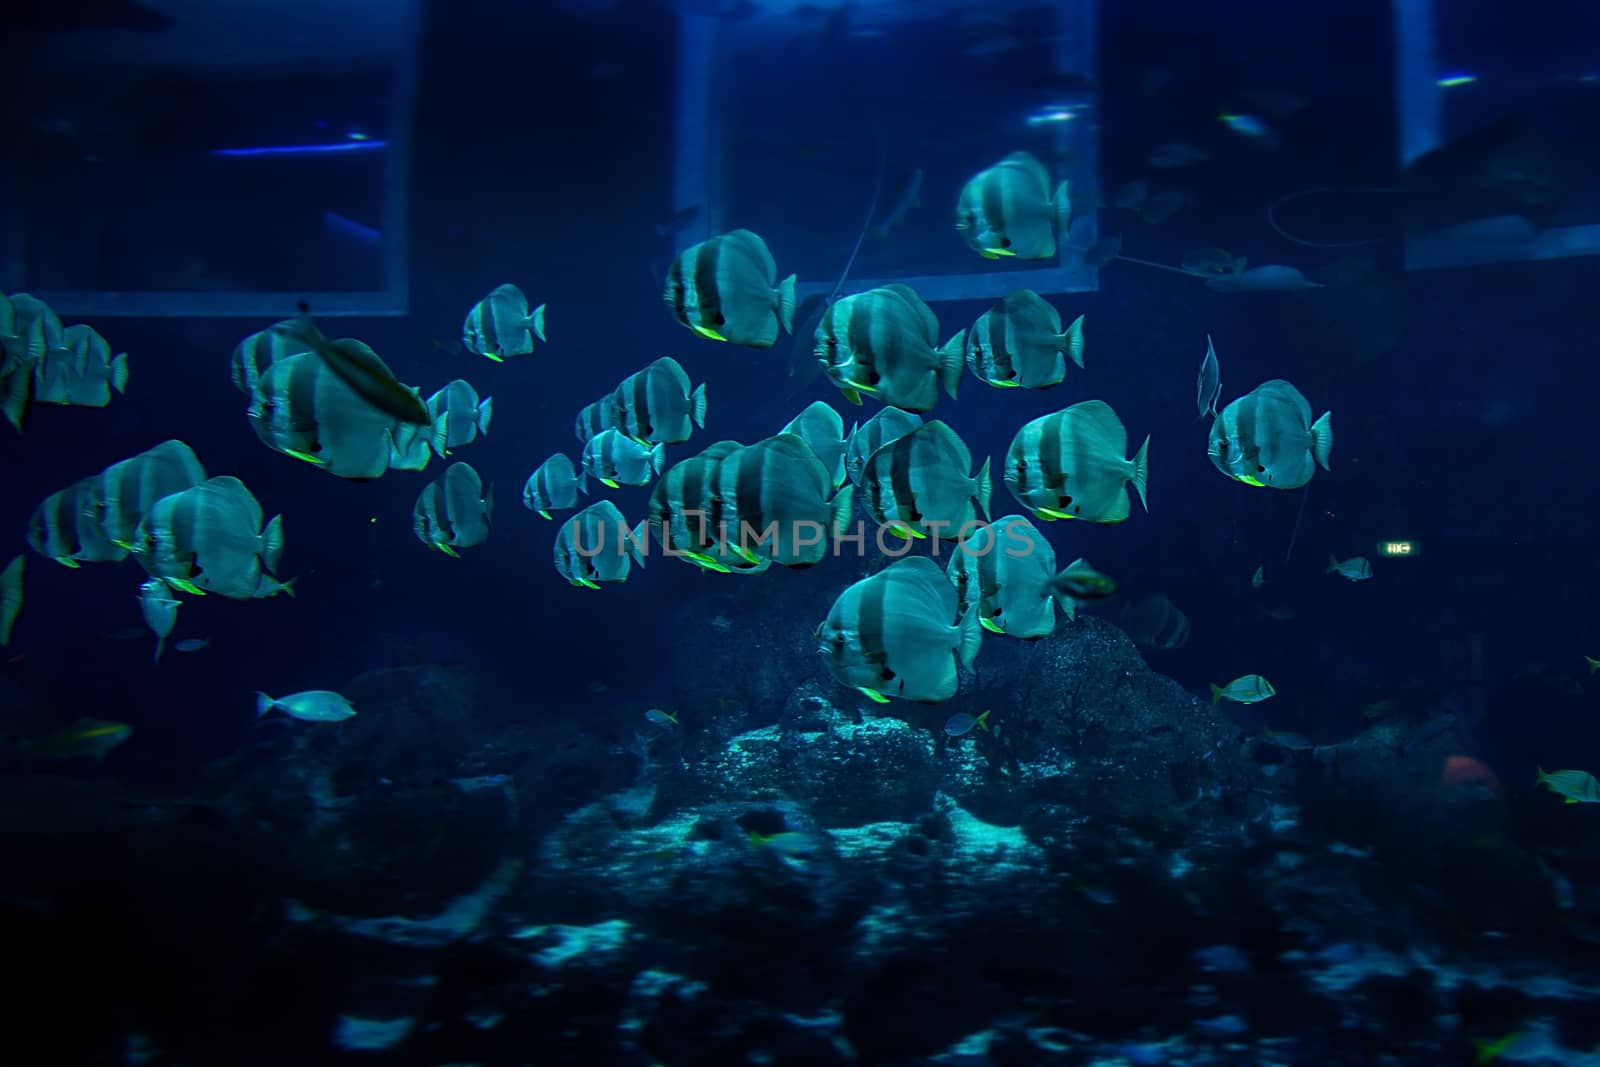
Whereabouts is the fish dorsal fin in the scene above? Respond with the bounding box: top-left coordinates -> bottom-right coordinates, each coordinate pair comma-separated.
1063,399 -> 1127,455
646,356 -> 691,394
762,432 -> 831,497
1001,289 -> 1061,333
875,284 -> 939,343
915,420 -> 974,473
1255,378 -> 1313,425
697,439 -> 744,462
720,229 -> 778,279
998,151 -> 1050,190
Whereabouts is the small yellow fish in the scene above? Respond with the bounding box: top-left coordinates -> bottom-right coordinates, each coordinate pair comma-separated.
1536,767 -> 1600,804
23,718 -> 132,763
1328,555 -> 1373,581
1210,674 -> 1276,704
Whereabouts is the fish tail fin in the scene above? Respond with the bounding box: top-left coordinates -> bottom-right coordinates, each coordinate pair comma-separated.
529,304 -> 547,343
1131,435 -> 1150,512
691,382 -> 708,428
939,329 -> 966,399
255,692 -> 275,718
153,635 -> 165,665
1310,410 -> 1333,470
1210,683 -> 1223,704
650,443 -> 666,476
111,353 -> 130,394
1053,180 -> 1073,237
628,521 -> 649,568
1327,554 -> 1339,572
975,457 -> 992,520
776,274 -> 797,334
484,483 -> 495,522
829,483 -> 855,536
262,514 -> 285,574
957,603 -> 984,670
577,469 -> 589,494
278,576 -> 299,598
1062,313 -> 1086,368
478,395 -> 494,435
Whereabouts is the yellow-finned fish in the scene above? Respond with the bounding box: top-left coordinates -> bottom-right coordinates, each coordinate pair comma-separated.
1208,378 -> 1331,490
1536,767 -> 1600,804
1210,674 -> 1276,704
1004,400 -> 1149,524
664,229 -> 795,348
273,315 -> 431,425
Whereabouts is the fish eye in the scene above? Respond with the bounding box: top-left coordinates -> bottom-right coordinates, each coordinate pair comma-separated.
1000,237 -> 1012,249
713,313 -> 726,326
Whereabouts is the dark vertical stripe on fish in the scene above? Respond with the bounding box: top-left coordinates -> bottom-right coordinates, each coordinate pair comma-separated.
692,240 -> 722,329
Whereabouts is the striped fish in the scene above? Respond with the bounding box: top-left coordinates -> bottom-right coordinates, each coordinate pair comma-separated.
582,427 -> 665,489
272,317 -> 431,425
844,407 -> 922,487
554,500 -> 633,588
1208,378 -> 1331,490
96,440 -> 208,548
710,432 -> 854,568
817,556 -> 984,704
664,229 -> 796,347
1004,400 -> 1149,523
1210,674 -> 1276,705
608,356 -> 707,445
32,324 -> 128,407
523,453 -> 585,520
248,351 -> 400,479
635,440 -> 765,575
462,283 -> 546,362
947,514 -> 1080,639
27,477 -> 125,567
815,283 -> 964,413
232,320 -> 309,395
574,398 -> 616,445
426,378 -> 493,457
131,476 -> 285,599
955,151 -> 1072,261
781,399 -> 852,488
859,420 -> 990,540
413,462 -> 492,557
964,290 -> 1083,390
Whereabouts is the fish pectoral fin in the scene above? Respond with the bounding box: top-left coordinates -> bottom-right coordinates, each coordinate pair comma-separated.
284,449 -> 327,466
841,387 -> 864,406
486,353 -> 505,363
538,510 -> 552,520
167,578 -> 205,596
979,617 -> 1005,634
601,478 -> 620,489
436,543 -> 461,558
692,325 -> 727,342
858,687 -> 890,704
55,556 -> 81,569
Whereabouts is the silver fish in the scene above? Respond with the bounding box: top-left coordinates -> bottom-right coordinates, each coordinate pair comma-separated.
818,556 -> 984,704
1197,334 -> 1221,419
664,229 -> 796,348
955,151 -> 1071,260
413,462 -> 492,556
1004,400 -> 1150,523
964,289 -> 1083,390
1208,379 -> 1331,490
523,453 -> 585,519
462,283 -> 546,361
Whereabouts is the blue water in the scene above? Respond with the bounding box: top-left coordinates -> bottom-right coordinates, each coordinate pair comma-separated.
3,0 -> 1599,1063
